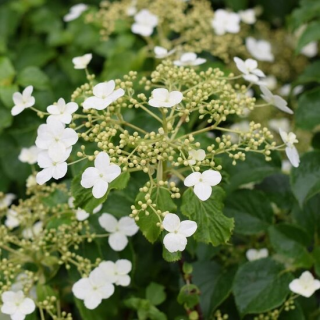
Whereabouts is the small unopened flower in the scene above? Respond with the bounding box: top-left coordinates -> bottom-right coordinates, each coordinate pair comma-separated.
47,98 -> 78,124
72,53 -> 92,69
11,86 -> 35,116
211,9 -> 240,35
22,221 -> 43,239
246,37 -> 274,62
131,9 -> 158,37
64,4 -> 88,22
279,129 -> 300,168
188,149 -> 206,165
0,194 -> 15,210
83,81 -> 124,111
5,209 -> 20,229
1,290 -> 35,320
246,248 -> 268,261
260,86 -> 293,114
174,52 -> 206,66
301,42 -> 318,58
234,57 -> 265,84
162,213 -> 197,253
289,271 -> 320,298
184,170 -> 222,201
154,46 -> 176,59
98,259 -> 132,286
149,88 -> 183,108
239,9 -> 256,24
72,268 -> 114,310
99,213 -> 139,251
18,146 -> 40,165
81,152 -> 121,198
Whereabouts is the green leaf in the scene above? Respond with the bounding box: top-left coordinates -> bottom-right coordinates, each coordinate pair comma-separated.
0,56 -> 15,85
162,246 -> 181,262
146,282 -> 166,306
17,66 -> 50,90
135,187 -> 176,243
0,107 -> 12,133
71,171 -> 130,214
296,88 -> 320,130
224,189 -> 273,235
233,258 -> 293,316
289,2 -> 320,30
192,261 -> 237,317
313,247 -> 320,278
268,224 -> 313,269
311,132 -> 320,150
296,22 -> 320,53
36,284 -> 57,301
291,151 -> 320,206
295,61 -> 320,85
0,84 -> 18,108
181,187 -> 234,246
177,284 -> 200,309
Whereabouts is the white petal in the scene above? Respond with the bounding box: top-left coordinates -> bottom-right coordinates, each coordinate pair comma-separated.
83,97 -> 107,110
98,261 -> 117,283
201,170 -> 222,186
92,179 -> 109,198
98,213 -> 118,233
84,293 -> 102,310
162,213 -> 180,232
61,128 -> 78,147
115,259 -> 132,275
98,282 -> 114,299
285,146 -> 300,168
246,249 -> 258,261
52,162 -> 67,180
178,220 -> 197,237
131,23 -> 154,36
104,164 -> 121,183
118,217 -> 139,236
194,182 -> 212,201
169,91 -> 183,105
273,96 -> 293,114
234,57 -> 247,74
37,151 -> 53,168
108,232 -> 128,251
184,172 -> 201,187
11,105 -> 25,116
93,81 -> 115,99
163,233 -> 187,253
72,278 -> 91,299
94,152 -> 110,170
76,209 -> 90,221
81,167 -> 99,188
116,275 -> 131,287
36,168 -> 53,185
18,298 -> 35,315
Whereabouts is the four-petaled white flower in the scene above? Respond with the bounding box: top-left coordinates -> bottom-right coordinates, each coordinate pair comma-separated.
81,152 -> 121,199
149,88 -> 183,108
98,213 -> 139,251
154,46 -> 175,59
301,42 -> 318,58
260,86 -> 293,114
22,221 -> 43,240
211,9 -> 240,35
11,86 -> 35,116
246,37 -> 274,62
279,129 -> 300,168
188,149 -> 206,165
246,248 -> 268,261
18,146 -> 40,165
289,271 -> 320,298
98,260 -> 132,286
72,268 -> 114,310
47,98 -> 78,124
234,57 -> 265,84
162,213 -> 197,253
0,193 -> 15,210
184,170 -> 222,201
239,9 -> 256,24
83,81 -> 124,111
174,52 -> 206,66
72,54 -> 92,69
36,151 -> 69,185
64,4 -> 88,22
131,9 -> 158,37
1,290 -> 35,320
5,209 -> 20,229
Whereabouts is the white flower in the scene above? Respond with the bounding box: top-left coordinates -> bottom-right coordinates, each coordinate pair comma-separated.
63,4 -> 88,22
264,75 -> 277,90
68,197 -> 102,221
47,98 -> 78,124
239,9 -> 256,24
260,86 -> 293,114
301,42 -> 318,58
81,152 -> 121,199
127,5 -> 137,16
83,81 -> 124,111
268,118 -> 290,133
72,54 -> 92,69
22,221 -> 43,239
162,213 -> 197,253
1,291 -> 35,320
211,9 -> 240,35
98,213 -> 139,251
279,84 -> 303,97
11,86 -> 35,116
184,170 -> 222,201
5,210 -> 20,229
229,120 -> 250,143
35,118 -> 78,160
154,46 -> 175,59
246,37 -> 274,62
131,9 -> 158,37
174,52 -> 206,66
188,149 -> 206,165
149,88 -> 183,108
0,194 -> 15,210
279,129 -> 300,168
246,248 -> 268,261
98,260 -> 132,286
234,57 -> 265,84
289,271 -> 320,298
36,151 -> 69,185
18,146 -> 40,165
72,268 -> 114,310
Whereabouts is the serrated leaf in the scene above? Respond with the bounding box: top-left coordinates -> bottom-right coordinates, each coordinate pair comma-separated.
177,284 -> 200,309
17,66 -> 50,90
162,246 -> 181,262
146,282 -> 166,306
181,187 -> 234,246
